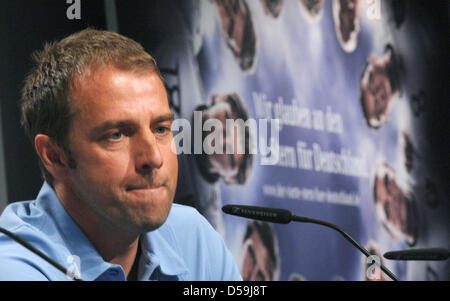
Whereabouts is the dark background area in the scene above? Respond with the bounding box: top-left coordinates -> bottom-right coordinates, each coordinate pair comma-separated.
0,0 -> 106,202
0,0 -> 448,203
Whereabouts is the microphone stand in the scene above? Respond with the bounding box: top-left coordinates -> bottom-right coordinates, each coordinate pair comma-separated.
0,227 -> 83,281
222,204 -> 400,281
292,215 -> 399,281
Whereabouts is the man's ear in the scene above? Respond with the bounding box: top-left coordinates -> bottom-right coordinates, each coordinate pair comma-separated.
35,134 -> 72,180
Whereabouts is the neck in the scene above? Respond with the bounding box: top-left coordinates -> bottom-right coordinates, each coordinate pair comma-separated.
54,182 -> 140,277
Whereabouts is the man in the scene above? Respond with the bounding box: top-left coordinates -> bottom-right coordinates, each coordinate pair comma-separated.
194,93 -> 254,185
215,0 -> 258,73
372,162 -> 418,246
147,1 -> 255,236
240,220 -> 279,281
175,93 -> 254,234
0,29 -> 242,281
332,0 -> 361,53
360,45 -> 401,129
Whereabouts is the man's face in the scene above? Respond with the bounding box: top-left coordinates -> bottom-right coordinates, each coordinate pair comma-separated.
375,169 -> 408,233
65,66 -> 177,233
338,0 -> 359,42
216,0 -> 248,56
362,63 -> 393,125
203,95 -> 244,183
241,231 -> 273,281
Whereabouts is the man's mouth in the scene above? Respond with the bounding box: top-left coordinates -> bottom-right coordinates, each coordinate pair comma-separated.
126,183 -> 165,191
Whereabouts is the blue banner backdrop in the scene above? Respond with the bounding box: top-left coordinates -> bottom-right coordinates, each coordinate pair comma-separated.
149,0 -> 449,281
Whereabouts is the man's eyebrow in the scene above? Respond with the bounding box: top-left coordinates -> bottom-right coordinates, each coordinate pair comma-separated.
154,113 -> 175,123
89,120 -> 137,137
89,113 -> 174,138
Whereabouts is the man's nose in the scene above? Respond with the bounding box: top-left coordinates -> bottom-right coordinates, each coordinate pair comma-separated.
134,130 -> 163,173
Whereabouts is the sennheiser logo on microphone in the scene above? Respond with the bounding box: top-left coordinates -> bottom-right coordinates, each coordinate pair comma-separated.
236,208 -> 277,219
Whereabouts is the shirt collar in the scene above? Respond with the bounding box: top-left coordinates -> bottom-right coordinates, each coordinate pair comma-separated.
36,182 -> 188,281
141,221 -> 189,279
36,183 -> 116,280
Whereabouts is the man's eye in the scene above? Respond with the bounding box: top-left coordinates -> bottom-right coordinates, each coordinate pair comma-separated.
155,127 -> 169,135
109,131 -> 123,140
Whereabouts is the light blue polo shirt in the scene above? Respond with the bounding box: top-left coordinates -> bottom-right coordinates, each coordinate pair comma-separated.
0,183 -> 242,281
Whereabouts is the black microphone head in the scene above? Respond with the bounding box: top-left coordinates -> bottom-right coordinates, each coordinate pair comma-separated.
384,248 -> 450,261
222,204 -> 292,224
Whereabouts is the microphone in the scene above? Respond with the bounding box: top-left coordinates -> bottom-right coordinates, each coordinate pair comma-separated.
222,204 -> 293,224
222,204 -> 399,281
0,226 -> 83,281
384,248 -> 450,261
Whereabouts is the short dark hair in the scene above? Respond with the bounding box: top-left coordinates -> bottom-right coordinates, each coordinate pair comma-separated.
21,28 -> 161,186
359,44 -> 398,130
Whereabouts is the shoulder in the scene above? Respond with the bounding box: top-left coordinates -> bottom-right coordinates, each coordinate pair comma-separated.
0,202 -> 69,280
164,204 -> 224,243
166,203 -> 211,228
163,204 -> 218,243
160,204 -> 242,280
0,224 -> 57,281
0,252 -> 50,280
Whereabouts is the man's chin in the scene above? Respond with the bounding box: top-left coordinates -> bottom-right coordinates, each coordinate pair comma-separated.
113,204 -> 171,234
134,209 -> 172,233
125,218 -> 166,234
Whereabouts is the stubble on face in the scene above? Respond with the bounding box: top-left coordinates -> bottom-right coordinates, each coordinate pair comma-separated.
59,65 -> 178,236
